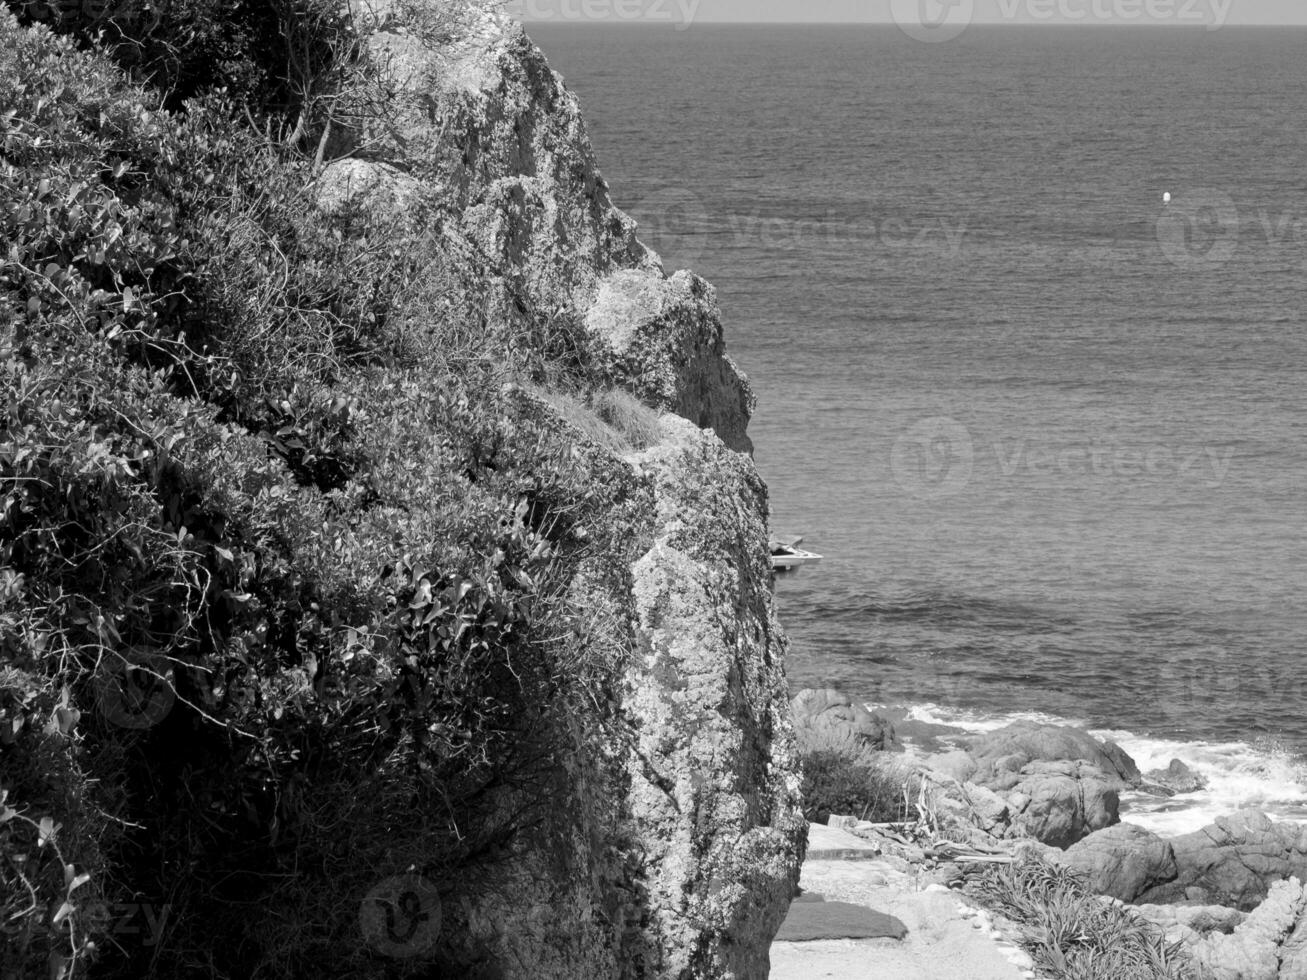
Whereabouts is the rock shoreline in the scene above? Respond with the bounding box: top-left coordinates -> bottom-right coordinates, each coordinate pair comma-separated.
794,687 -> 1307,979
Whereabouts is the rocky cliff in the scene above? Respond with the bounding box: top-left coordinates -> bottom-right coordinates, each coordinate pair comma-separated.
0,2 -> 801,977
317,5 -> 802,974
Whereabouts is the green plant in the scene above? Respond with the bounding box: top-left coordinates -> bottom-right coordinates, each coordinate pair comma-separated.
966,857 -> 1198,980
0,9 -> 648,977
797,748 -> 918,825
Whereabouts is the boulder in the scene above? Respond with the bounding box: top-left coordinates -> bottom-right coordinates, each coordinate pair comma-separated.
1065,810 -> 1307,910
1144,758 -> 1208,795
922,749 -> 977,784
1064,823 -> 1178,901
1136,810 -> 1307,911
1190,878 -> 1307,980
965,722 -> 1141,789
628,417 -> 807,975
791,689 -> 900,752
961,783 -> 1012,835
1004,760 -> 1120,849
1133,902 -> 1245,947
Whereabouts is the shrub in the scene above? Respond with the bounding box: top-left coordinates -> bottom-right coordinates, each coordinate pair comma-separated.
7,0 -> 346,114
797,747 -> 918,825
0,11 -> 644,978
966,857 -> 1198,980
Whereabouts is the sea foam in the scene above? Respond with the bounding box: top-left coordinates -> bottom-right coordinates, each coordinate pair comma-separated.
889,702 -> 1307,837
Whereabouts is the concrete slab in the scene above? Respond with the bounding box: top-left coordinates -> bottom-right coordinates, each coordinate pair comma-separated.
776,901 -> 908,942
806,823 -> 885,860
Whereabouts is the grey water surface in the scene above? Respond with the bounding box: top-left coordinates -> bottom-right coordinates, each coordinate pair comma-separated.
530,23 -> 1307,750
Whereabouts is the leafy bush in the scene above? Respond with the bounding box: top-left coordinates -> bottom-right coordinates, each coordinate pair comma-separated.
966,857 -> 1198,980
7,0 -> 347,115
798,749 -> 919,824
795,720 -> 923,825
0,10 -> 651,978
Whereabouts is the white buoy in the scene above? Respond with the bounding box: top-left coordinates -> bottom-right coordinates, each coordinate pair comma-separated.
1163,191 -> 1172,204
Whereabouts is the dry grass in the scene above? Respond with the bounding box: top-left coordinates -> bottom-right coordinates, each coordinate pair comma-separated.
532,385 -> 664,455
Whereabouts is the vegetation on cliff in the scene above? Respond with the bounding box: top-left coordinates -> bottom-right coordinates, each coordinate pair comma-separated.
1,5 -> 660,976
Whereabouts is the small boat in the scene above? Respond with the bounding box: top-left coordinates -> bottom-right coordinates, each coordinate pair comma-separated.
770,535 -> 822,572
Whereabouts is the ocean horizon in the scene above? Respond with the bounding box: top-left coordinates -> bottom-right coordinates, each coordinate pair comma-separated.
530,21 -> 1307,833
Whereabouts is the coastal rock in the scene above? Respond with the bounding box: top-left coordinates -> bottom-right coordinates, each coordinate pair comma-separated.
1189,877 -> 1307,980
585,269 -> 755,453
1145,758 -> 1208,795
629,416 -> 806,978
965,722 -> 1141,789
1064,823 -> 1178,901
923,749 -> 978,784
1136,810 -> 1307,910
1133,902 -> 1246,947
961,783 -> 1012,835
791,689 -> 900,752
925,751 -> 1118,847
337,2 -> 756,456
1003,761 -> 1121,849
1067,810 -> 1307,910
314,4 -> 804,975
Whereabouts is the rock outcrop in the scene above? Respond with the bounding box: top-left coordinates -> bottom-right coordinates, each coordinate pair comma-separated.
1133,901 -> 1247,946
791,689 -> 900,752
312,2 -> 799,974
1064,823 -> 1179,901
962,722 -> 1141,789
923,722 -> 1138,848
324,1 -> 754,453
999,760 -> 1122,850
1066,811 -> 1307,911
627,417 -> 805,977
1187,878 -> 1307,980
1144,758 -> 1208,796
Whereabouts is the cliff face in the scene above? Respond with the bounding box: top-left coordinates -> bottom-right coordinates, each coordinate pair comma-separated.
321,3 -> 801,974
327,2 -> 755,453
0,2 -> 798,974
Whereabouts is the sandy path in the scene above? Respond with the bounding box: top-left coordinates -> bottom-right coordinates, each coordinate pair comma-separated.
770,827 -> 1039,980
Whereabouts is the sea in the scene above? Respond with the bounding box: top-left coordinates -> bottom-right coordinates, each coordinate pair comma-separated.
527,22 -> 1307,835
